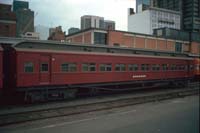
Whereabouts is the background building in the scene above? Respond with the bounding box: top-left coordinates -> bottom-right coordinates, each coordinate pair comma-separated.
182,0 -> 200,33
136,0 -> 151,13
81,15 -> 116,30
68,27 -> 80,35
136,0 -> 200,33
103,20 -> 115,30
0,3 -> 16,37
65,28 -> 200,55
48,26 -> 65,41
13,0 -> 29,12
151,0 -> 182,11
128,7 -> 181,34
81,15 -> 104,30
13,0 -> 34,37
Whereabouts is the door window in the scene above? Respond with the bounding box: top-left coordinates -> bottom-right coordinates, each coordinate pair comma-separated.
40,63 -> 48,72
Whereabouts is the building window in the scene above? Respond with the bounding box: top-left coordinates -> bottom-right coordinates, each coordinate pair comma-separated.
115,64 -> 126,71
24,62 -> 34,73
94,32 -> 107,44
128,64 -> 138,71
175,42 -> 182,52
100,64 -> 112,71
40,63 -> 48,72
61,63 -> 77,72
82,63 -> 96,72
141,64 -> 149,71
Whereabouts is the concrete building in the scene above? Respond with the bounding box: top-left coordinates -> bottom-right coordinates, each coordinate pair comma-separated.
128,7 -> 181,35
151,0 -> 182,11
81,15 -> 104,30
0,3 -> 16,37
182,0 -> 200,33
103,20 -> 115,30
148,0 -> 200,33
136,0 -> 151,13
13,0 -> 29,12
81,15 -> 115,30
13,0 -> 34,37
35,25 -> 49,40
68,27 -> 80,35
65,28 -> 200,56
48,26 -> 65,41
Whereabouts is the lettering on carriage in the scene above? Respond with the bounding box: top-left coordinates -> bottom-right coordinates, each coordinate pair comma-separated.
132,75 -> 147,78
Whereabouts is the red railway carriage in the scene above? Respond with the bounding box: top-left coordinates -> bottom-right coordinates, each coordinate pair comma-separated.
0,46 -> 3,92
8,48 -> 193,89
193,58 -> 200,80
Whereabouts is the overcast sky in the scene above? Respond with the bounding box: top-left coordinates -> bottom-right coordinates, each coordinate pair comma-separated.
1,0 -> 135,31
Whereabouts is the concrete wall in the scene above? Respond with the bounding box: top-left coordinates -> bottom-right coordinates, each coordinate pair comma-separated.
128,10 -> 151,34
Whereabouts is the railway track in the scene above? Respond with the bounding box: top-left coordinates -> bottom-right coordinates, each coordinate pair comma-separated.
0,83 -> 199,126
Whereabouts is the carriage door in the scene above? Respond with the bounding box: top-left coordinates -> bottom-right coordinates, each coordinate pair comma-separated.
39,55 -> 51,84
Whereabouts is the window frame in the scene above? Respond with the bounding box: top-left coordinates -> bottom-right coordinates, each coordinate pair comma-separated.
61,62 -> 77,72
40,62 -> 49,73
24,62 -> 34,73
82,63 -> 96,72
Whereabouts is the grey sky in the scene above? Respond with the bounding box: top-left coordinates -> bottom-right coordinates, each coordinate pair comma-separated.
1,0 -> 135,32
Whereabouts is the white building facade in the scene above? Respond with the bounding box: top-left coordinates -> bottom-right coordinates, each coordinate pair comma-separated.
128,7 -> 181,35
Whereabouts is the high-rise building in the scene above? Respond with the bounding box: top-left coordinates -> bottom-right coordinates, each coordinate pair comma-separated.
68,27 -> 80,35
151,0 -> 182,11
134,0 -> 200,33
103,20 -> 115,30
182,0 -> 200,33
81,15 -> 116,30
136,0 -> 151,13
13,0 -> 29,12
81,15 -> 104,30
13,0 -> 34,37
150,0 -> 200,33
0,3 -> 16,37
128,7 -> 181,34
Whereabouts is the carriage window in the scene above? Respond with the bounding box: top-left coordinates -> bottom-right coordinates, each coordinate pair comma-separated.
141,64 -> 149,71
162,64 -> 168,71
24,62 -> 34,73
128,64 -> 138,71
82,63 -> 96,72
152,64 -> 160,71
100,64 -> 112,71
61,63 -> 77,72
190,65 -> 194,70
115,64 -> 126,71
40,63 -> 48,72
170,64 -> 176,70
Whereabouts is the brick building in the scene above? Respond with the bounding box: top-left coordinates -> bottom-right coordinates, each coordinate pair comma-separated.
66,28 -> 200,56
0,3 -> 16,37
48,26 -> 65,41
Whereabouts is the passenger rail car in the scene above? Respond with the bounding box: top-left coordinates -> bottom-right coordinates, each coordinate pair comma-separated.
0,46 -> 3,94
193,58 -> 200,80
4,46 -> 194,102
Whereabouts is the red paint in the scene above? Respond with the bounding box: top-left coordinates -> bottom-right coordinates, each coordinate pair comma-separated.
0,46 -> 3,90
12,49 -> 193,89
